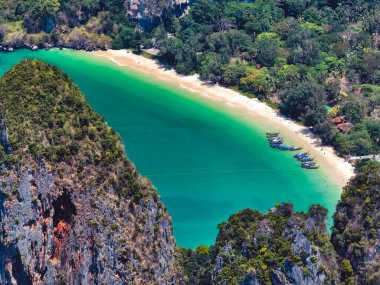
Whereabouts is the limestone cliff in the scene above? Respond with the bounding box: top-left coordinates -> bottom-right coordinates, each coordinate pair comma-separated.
332,162 -> 380,284
211,204 -> 338,284
0,59 -> 177,284
177,204 -> 339,285
124,0 -> 189,28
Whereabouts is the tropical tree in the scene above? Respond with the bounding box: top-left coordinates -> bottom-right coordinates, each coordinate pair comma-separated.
240,67 -> 271,97
279,78 -> 326,120
255,32 -> 281,67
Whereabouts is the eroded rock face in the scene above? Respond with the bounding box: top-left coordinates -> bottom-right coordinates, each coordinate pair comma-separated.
0,60 -> 177,284
209,204 -> 339,285
331,164 -> 380,284
1,164 -> 176,284
124,0 -> 189,28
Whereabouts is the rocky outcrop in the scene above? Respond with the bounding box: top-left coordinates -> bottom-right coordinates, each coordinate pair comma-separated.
332,162 -> 380,284
124,0 -> 189,29
207,204 -> 338,285
0,59 -> 177,284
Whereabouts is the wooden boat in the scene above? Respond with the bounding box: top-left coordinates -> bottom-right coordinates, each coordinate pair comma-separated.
299,156 -> 314,162
302,161 -> 316,166
270,142 -> 294,151
270,143 -> 281,148
302,163 -> 319,169
289,146 -> 302,151
294,152 -> 308,158
266,131 -> 280,137
268,136 -> 283,141
295,154 -> 307,160
295,153 -> 312,160
269,138 -> 283,144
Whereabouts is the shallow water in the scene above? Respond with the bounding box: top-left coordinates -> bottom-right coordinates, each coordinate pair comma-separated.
0,49 -> 341,248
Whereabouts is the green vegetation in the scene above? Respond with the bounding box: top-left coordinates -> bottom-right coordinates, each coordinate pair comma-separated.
177,161 -> 380,284
177,203 -> 338,284
0,59 -> 149,200
0,0 -> 379,156
332,160 -> 380,284
151,0 -> 380,157
1,2 -> 379,283
0,59 -> 177,284
0,0 -> 134,49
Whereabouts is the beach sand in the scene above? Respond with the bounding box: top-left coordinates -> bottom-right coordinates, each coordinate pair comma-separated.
93,49 -> 354,189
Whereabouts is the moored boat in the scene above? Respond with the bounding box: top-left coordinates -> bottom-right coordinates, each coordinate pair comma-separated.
302,163 -> 319,169
270,143 -> 281,148
269,138 -> 283,144
289,146 -> 302,151
295,153 -> 313,161
266,131 -> 280,137
299,156 -> 314,162
302,161 -> 316,166
268,136 -> 283,141
294,152 -> 308,158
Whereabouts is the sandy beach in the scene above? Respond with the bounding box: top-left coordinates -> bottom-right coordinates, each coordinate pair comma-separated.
93,49 -> 354,188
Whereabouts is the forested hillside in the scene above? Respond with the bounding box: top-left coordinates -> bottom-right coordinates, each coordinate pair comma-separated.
1,0 -> 379,159
0,0 -> 186,49
0,59 -> 177,284
177,203 -> 339,284
153,0 -> 380,157
332,161 -> 380,284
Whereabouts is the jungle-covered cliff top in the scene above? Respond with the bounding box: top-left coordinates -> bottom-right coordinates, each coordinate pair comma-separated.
0,59 -> 177,284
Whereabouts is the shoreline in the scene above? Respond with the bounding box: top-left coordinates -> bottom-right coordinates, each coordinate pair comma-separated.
92,49 -> 354,189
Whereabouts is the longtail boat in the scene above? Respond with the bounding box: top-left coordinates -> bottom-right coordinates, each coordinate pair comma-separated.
294,152 -> 308,158
299,156 -> 314,162
302,161 -> 316,166
266,131 -> 280,137
270,143 -> 281,148
302,163 -> 319,169
289,146 -> 302,151
269,138 -> 283,144
268,136 -> 283,141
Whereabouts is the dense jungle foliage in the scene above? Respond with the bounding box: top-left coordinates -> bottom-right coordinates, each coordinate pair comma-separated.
0,0 -> 379,156
0,59 -> 147,200
150,0 -> 380,157
332,160 -> 380,284
0,0 -> 134,49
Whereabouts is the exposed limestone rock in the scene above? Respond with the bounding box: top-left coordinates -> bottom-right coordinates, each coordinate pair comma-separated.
124,0 -> 189,28
0,60 -> 178,284
208,204 -> 338,285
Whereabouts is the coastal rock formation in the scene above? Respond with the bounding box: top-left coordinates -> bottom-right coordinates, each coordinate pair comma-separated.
0,59 -> 177,284
210,204 -> 338,284
124,0 -> 189,28
177,203 -> 339,285
332,162 -> 380,284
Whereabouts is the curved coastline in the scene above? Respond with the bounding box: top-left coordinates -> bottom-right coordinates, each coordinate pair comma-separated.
92,49 -> 354,189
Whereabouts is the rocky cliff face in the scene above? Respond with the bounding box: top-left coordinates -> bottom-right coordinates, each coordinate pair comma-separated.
210,204 -> 338,285
124,0 -> 189,28
177,203 -> 339,285
332,162 -> 380,284
0,59 -> 177,284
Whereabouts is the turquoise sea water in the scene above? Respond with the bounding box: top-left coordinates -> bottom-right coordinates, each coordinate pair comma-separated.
0,49 -> 341,248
